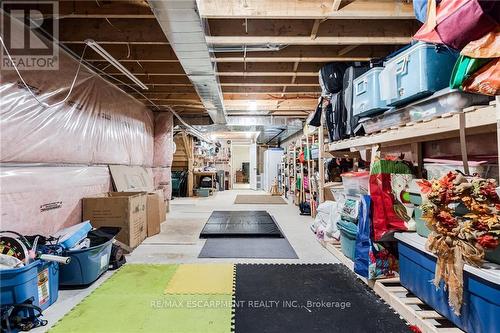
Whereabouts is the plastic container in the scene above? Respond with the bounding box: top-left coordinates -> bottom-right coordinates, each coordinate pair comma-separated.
425,162 -> 499,182
360,88 -> 491,135
59,238 -> 113,286
341,171 -> 370,195
52,221 -> 92,249
352,67 -> 388,117
414,207 -> 430,238
337,220 -> 358,260
396,233 -> 500,333
383,42 -> 458,107
0,260 -> 59,310
196,188 -> 211,197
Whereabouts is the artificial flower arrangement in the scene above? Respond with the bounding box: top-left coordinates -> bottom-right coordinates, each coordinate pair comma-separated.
418,172 -> 500,315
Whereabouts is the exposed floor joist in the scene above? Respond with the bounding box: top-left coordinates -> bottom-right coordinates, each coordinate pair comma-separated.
198,0 -> 415,19
207,36 -> 411,45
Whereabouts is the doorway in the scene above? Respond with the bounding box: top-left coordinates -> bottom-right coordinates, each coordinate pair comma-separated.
231,144 -> 251,189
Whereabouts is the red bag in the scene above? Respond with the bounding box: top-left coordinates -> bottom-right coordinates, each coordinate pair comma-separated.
413,0 -> 500,50
370,160 -> 415,241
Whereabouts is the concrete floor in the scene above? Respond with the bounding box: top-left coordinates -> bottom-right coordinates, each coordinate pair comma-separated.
35,189 -> 338,332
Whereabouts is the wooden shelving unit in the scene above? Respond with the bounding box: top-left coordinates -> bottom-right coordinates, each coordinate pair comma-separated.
327,105 -> 495,152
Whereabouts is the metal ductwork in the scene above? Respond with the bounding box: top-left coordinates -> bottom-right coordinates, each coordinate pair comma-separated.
148,0 -> 226,124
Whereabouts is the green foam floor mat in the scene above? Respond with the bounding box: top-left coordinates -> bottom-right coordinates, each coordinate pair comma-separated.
50,264 -> 233,333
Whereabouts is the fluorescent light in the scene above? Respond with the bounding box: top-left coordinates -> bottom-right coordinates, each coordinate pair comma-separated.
85,39 -> 148,90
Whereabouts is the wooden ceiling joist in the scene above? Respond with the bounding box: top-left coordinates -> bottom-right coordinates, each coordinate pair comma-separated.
217,72 -> 318,77
219,76 -> 318,85
131,92 -> 320,100
207,18 -> 417,38
213,56 -> 370,62
198,0 -> 415,19
207,36 -> 411,46
222,86 -> 321,93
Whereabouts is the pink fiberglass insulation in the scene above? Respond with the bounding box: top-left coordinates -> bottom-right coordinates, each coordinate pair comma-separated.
0,166 -> 111,235
0,39 -> 154,166
153,167 -> 172,200
153,112 -> 174,167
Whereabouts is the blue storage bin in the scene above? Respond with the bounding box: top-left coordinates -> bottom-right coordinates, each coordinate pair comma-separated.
59,238 -> 113,286
0,260 -> 59,310
352,67 -> 388,117
383,42 -> 458,107
337,220 -> 358,260
396,233 -> 500,333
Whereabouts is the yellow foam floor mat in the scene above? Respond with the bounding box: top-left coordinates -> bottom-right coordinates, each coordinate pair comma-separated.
165,263 -> 235,294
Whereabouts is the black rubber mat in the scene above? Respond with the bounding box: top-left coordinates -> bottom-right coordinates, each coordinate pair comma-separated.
198,238 -> 298,258
234,264 -> 410,333
206,211 -> 274,224
200,211 -> 283,238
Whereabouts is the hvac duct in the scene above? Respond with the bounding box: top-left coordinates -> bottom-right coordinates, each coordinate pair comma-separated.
148,0 -> 226,124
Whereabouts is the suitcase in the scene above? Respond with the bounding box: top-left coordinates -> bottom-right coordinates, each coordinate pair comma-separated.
382,42 -> 458,107
319,63 -> 348,96
343,65 -> 370,136
353,67 -> 388,118
325,93 -> 348,142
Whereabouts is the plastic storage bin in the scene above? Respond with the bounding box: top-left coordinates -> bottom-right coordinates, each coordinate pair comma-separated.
396,233 -> 500,333
360,88 -> 490,135
341,171 -> 370,195
196,188 -> 211,197
337,220 -> 358,260
0,260 -> 59,310
414,207 -> 430,238
59,238 -> 113,286
383,42 -> 458,107
352,67 -> 388,117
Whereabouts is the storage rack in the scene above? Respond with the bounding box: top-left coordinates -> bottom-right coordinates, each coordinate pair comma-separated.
316,100 -> 499,333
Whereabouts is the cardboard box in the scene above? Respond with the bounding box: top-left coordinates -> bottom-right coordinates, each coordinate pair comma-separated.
147,190 -> 166,237
83,192 -> 147,249
323,182 -> 343,202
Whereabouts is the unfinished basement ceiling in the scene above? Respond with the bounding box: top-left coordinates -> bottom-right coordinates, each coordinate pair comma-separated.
39,0 -> 418,132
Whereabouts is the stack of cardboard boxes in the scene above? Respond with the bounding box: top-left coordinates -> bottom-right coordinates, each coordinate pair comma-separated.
83,166 -> 166,250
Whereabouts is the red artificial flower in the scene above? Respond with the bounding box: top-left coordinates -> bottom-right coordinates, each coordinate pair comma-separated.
477,235 -> 499,250
416,180 -> 432,194
436,211 -> 458,229
473,221 -> 489,232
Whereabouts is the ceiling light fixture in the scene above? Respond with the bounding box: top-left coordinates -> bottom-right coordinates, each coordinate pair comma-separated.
85,39 -> 148,90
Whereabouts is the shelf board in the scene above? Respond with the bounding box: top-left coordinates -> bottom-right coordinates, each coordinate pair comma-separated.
327,106 -> 495,152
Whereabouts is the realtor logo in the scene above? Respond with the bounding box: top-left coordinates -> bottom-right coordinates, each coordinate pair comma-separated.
1,1 -> 59,70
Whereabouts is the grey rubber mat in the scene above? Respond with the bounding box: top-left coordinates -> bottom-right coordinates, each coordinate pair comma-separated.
234,264 -> 410,333
200,211 -> 283,238
198,238 -> 298,258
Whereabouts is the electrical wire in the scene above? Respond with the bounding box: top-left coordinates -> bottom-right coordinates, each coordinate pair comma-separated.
0,35 -> 212,143
0,35 -> 88,109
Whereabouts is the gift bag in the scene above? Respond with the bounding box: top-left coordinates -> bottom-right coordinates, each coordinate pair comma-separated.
413,0 -> 500,50
462,57 -> 500,96
353,195 -> 398,280
370,159 -> 415,241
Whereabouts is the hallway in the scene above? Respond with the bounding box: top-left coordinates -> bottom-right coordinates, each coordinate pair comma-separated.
130,189 -> 337,264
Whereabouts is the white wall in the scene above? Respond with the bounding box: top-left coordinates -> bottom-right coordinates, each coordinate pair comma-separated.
231,144 -> 250,183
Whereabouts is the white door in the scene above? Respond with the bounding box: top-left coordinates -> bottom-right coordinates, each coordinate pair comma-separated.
249,142 -> 257,190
